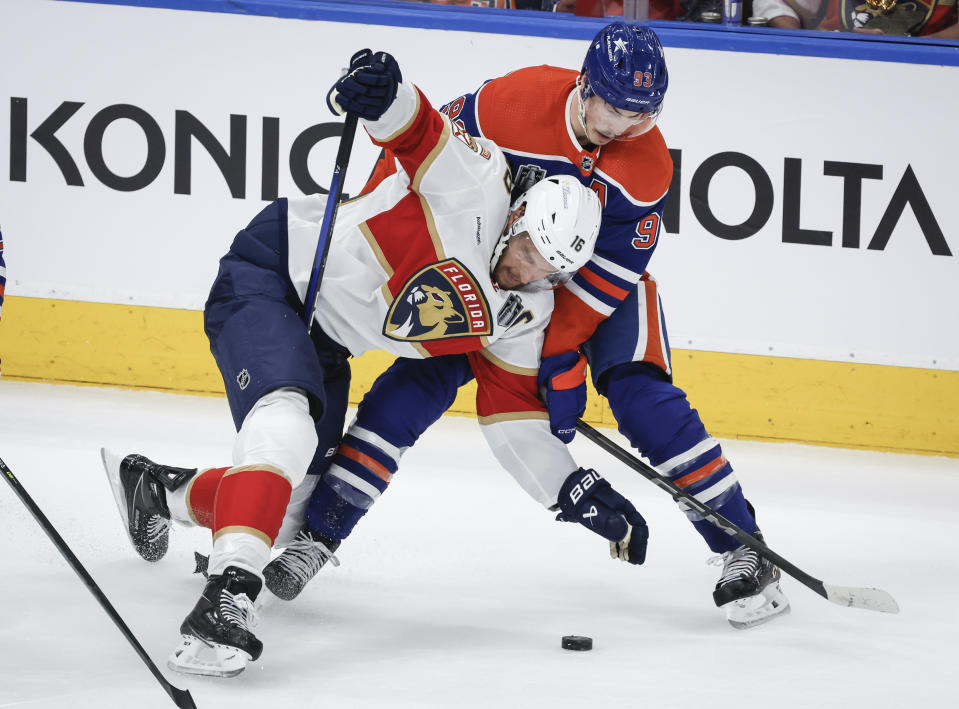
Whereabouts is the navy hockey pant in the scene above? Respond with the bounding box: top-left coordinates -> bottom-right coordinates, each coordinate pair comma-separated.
204,199 -> 351,480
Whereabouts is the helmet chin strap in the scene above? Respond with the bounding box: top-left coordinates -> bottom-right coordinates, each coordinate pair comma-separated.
575,77 -> 590,145
489,233 -> 510,284
489,212 -> 521,285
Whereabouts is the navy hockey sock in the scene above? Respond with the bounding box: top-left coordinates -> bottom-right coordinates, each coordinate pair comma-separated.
304,426 -> 402,540
604,363 -> 758,553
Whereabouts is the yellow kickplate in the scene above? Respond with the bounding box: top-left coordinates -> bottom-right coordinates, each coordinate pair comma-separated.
2,296 -> 956,457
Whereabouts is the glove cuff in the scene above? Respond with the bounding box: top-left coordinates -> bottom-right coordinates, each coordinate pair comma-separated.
551,353 -> 586,391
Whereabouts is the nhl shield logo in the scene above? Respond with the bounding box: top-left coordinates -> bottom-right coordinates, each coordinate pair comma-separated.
385,259 -> 492,342
580,155 -> 595,172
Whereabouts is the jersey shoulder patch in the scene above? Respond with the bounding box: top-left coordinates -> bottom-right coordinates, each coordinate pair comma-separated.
476,66 -> 577,152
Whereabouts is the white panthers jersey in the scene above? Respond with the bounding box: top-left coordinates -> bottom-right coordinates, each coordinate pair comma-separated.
282,81 -> 576,506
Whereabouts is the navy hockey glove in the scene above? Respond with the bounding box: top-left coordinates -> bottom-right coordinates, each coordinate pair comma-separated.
538,352 -> 587,444
556,468 -> 648,565
326,49 -> 402,121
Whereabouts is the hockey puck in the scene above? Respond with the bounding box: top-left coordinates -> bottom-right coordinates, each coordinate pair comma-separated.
561,635 -> 593,651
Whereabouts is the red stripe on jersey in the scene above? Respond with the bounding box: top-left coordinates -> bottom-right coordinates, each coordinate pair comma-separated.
365,191 -> 443,296
421,336 -> 487,357
640,276 -> 668,372
674,455 -> 728,489
542,286 -> 607,358
467,351 -> 545,418
577,265 -> 630,301
339,444 -> 392,483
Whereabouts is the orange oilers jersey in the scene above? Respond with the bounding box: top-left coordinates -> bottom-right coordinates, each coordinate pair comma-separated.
440,65 -> 674,356
282,82 -> 579,503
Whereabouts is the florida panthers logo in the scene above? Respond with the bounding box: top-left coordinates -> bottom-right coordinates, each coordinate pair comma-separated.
384,259 -> 492,342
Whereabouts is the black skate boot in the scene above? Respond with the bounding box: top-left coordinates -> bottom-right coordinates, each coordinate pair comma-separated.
100,448 -> 196,562
711,535 -> 790,629
168,565 -> 264,678
263,527 -> 341,601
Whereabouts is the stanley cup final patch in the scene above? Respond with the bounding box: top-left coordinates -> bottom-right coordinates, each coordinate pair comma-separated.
384,259 -> 492,342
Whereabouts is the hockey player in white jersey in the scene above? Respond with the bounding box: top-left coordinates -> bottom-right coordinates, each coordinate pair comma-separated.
101,49 -> 652,678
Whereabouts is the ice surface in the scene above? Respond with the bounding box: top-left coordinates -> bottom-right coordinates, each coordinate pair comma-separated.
1,380 -> 956,708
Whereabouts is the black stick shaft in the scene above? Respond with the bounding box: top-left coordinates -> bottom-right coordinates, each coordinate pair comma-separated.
574,420 -> 830,600
303,113 -> 359,333
1,457 -> 197,709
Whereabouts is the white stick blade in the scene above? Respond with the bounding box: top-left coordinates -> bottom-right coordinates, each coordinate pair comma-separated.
100,448 -> 130,530
823,584 -> 900,613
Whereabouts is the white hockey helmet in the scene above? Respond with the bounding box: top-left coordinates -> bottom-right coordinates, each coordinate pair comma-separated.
492,175 -> 602,290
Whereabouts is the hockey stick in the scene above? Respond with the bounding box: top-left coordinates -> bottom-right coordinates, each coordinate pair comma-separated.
303,113 -> 359,333
575,420 -> 900,615
1,457 -> 198,709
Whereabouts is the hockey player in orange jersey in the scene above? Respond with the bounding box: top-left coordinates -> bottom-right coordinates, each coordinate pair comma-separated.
270,23 -> 791,632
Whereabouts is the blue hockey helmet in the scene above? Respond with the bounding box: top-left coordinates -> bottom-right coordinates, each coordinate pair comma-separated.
579,22 -> 667,138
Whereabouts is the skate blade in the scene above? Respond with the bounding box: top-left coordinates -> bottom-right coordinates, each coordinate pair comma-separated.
100,448 -> 134,542
724,582 -> 791,630
167,634 -> 251,678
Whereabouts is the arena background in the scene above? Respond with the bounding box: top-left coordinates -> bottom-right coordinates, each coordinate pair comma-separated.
1,0 -> 957,455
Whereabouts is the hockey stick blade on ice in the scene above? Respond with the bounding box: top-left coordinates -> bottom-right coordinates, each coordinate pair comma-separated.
1,457 -> 198,709
303,113 -> 358,333
575,421 -> 899,615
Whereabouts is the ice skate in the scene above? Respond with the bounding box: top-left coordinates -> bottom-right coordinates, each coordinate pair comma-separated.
100,449 -> 195,562
168,565 -> 264,678
711,541 -> 790,629
263,528 -> 341,601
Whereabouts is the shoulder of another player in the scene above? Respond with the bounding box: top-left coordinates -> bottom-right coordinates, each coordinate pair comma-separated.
476,66 -> 575,138
596,130 -> 673,202
492,64 -> 574,87
480,66 -> 575,108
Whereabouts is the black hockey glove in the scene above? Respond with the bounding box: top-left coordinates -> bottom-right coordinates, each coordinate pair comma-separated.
556,468 -> 648,565
326,49 -> 403,121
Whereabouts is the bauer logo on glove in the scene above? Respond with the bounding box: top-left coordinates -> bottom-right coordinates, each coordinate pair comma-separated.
566,467 -> 602,505
556,467 -> 649,565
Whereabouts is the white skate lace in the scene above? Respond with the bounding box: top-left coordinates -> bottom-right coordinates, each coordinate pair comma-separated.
273,530 -> 341,586
145,515 -> 171,542
709,546 -> 760,586
219,590 -> 259,631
